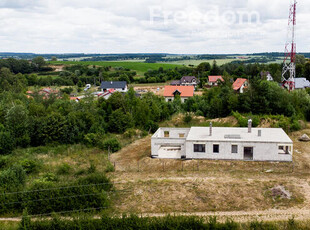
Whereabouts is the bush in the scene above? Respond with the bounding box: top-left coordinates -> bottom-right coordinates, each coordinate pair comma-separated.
123,129 -> 137,139
20,215 -> 240,230
232,112 -> 260,127
0,131 -> 14,155
0,156 -> 8,169
0,164 -> 26,191
20,159 -> 40,174
56,163 -> 71,175
0,173 -> 113,216
105,162 -> 115,173
41,173 -> 58,182
83,133 -> 99,148
101,138 -> 121,153
183,113 -> 193,124
87,161 -> 96,174
144,121 -> 159,133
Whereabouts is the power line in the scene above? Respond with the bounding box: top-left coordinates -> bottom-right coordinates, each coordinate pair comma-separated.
0,182 -> 126,196
2,189 -> 132,206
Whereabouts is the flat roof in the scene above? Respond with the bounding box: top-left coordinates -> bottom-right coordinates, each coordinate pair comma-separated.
186,127 -> 292,143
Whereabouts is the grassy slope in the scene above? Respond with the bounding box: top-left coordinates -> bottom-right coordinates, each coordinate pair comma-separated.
107,115 -> 310,218
1,115 -> 310,222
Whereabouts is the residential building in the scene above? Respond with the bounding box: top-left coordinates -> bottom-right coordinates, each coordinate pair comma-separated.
151,121 -> 293,162
233,78 -> 249,93
170,76 -> 200,87
261,71 -> 274,81
163,85 -> 194,103
97,89 -> 116,100
100,81 -> 128,93
207,76 -> 224,87
294,78 -> 310,89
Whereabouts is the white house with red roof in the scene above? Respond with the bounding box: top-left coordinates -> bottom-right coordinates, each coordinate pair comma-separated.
233,78 -> 249,93
163,86 -> 194,103
207,76 -> 224,87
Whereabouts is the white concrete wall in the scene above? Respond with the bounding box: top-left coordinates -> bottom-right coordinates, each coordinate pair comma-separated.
151,138 -> 187,158
156,128 -> 190,138
185,141 -> 292,162
165,97 -> 190,103
151,128 -> 190,158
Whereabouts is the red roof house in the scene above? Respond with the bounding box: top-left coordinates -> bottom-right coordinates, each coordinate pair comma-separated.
164,86 -> 194,103
207,76 -> 224,87
233,78 -> 248,93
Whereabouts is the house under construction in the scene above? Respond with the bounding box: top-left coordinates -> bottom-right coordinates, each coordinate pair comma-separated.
151,121 -> 293,162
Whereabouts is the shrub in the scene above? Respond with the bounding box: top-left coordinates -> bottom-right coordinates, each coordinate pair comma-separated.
144,121 -> 159,133
0,131 -> 14,155
41,173 -> 58,182
101,138 -> 121,153
105,162 -> 115,173
21,215 -> 240,230
83,133 -> 99,148
20,159 -> 40,174
123,129 -> 137,139
183,113 -> 193,124
87,161 -> 96,174
0,164 -> 26,191
0,173 -> 113,216
56,163 -> 71,175
0,156 -> 8,169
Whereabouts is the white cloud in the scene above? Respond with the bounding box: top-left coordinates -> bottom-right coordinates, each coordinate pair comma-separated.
0,0 -> 308,53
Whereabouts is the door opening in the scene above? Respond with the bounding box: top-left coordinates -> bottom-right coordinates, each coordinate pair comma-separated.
244,147 -> 253,160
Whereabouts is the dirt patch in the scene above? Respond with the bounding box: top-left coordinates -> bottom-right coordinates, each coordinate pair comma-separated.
49,65 -> 65,72
112,178 -> 303,214
208,116 -> 238,126
271,186 -> 292,200
134,86 -> 165,96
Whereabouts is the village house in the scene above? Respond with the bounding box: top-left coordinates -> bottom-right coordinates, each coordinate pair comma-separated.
100,81 -> 128,93
170,76 -> 200,87
233,78 -> 249,93
151,120 -> 293,162
206,76 -> 224,87
163,85 -> 195,103
39,87 -> 59,96
294,78 -> 310,89
261,71 -> 273,81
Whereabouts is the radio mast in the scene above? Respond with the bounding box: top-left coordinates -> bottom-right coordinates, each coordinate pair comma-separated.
282,0 -> 297,91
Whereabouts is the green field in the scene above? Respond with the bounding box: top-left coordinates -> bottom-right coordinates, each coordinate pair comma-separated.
160,58 -> 238,66
49,61 -> 182,76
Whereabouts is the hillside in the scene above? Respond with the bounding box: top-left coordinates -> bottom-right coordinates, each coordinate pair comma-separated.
106,124 -> 310,222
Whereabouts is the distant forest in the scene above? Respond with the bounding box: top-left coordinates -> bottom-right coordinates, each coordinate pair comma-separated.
1,52 -> 309,63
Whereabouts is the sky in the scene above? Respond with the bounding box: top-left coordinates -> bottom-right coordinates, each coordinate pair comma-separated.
0,0 -> 309,54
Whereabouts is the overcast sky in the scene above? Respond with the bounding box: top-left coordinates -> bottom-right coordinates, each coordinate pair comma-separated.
0,0 -> 309,54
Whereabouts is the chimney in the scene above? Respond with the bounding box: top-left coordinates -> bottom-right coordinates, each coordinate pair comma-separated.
248,119 -> 252,133
258,130 -> 262,137
209,122 -> 212,136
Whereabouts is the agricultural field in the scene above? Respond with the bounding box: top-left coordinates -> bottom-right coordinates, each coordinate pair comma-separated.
49,61 -> 182,76
160,58 -> 238,66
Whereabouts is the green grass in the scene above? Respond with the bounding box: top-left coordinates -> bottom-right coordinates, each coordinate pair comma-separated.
161,58 -> 238,66
49,61 -> 182,76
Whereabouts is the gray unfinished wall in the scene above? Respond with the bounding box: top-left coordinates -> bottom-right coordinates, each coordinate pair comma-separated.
185,141 -> 292,162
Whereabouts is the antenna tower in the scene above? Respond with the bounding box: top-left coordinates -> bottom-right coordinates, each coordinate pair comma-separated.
282,0 -> 297,91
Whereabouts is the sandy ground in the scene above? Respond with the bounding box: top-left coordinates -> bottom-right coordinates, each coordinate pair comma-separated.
134,86 -> 203,97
